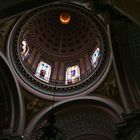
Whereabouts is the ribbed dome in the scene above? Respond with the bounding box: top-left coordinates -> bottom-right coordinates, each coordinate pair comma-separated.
7,3 -> 111,100
22,6 -> 98,61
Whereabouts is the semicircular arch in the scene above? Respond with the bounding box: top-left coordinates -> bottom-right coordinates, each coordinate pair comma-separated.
24,96 -> 124,139
0,51 -> 25,136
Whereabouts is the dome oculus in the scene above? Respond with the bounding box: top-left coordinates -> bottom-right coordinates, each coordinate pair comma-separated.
59,13 -> 70,24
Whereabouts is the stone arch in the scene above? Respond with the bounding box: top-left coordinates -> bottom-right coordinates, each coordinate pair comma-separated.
0,51 -> 25,136
24,96 -> 124,140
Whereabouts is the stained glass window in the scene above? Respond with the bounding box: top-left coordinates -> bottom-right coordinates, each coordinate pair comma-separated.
91,47 -> 101,68
35,61 -> 51,83
20,40 -> 29,60
65,65 -> 80,85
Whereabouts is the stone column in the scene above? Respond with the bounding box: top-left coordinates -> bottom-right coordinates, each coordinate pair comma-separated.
27,48 -> 36,65
58,62 -> 65,82
85,54 -> 91,71
51,61 -> 59,81
32,53 -> 41,72
79,57 -> 85,75
108,23 -> 135,113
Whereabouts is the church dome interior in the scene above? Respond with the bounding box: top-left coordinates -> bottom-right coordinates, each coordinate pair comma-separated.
7,3 -> 111,99
0,0 -> 140,140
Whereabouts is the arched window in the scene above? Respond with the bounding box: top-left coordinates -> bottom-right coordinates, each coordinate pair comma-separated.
35,61 -> 51,83
65,65 -> 80,85
91,47 -> 101,68
20,40 -> 29,60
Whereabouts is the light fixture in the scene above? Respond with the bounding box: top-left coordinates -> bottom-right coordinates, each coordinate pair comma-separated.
59,13 -> 70,24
